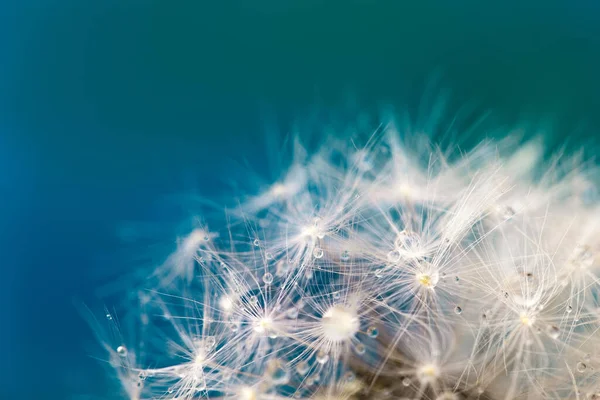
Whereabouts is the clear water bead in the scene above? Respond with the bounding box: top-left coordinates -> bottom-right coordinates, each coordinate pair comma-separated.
354,343 -> 366,355
286,307 -> 299,319
316,350 -> 329,364
566,305 -> 573,313
116,345 -> 128,357
269,360 -> 290,385
454,306 -> 462,315
547,325 -> 560,339
500,205 -> 516,220
262,272 -> 274,284
387,249 -> 401,262
296,361 -> 309,375
204,336 -> 216,349
367,326 -> 379,338
253,239 -> 260,247
395,230 -> 419,250
402,377 -> 411,386
343,371 -> 356,382
340,250 -> 350,261
577,361 -> 587,372
313,247 -> 324,259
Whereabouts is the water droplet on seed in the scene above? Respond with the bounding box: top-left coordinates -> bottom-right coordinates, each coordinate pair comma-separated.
262,273 -> 274,284
313,247 -> 324,259
367,326 -> 379,338
116,346 -> 128,357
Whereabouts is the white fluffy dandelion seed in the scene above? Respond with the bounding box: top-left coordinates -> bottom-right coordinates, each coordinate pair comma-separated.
86,109 -> 600,400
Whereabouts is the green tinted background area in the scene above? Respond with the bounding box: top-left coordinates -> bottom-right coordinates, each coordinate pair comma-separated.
1,1 -> 599,398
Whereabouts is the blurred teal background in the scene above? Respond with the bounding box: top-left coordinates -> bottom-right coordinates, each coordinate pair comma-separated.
1,1 -> 599,398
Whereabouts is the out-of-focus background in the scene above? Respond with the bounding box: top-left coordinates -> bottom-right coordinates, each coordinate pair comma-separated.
1,1 -> 599,398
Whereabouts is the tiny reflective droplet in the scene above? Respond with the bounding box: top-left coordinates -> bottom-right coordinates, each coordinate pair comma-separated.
402,377 -> 411,386
313,247 -> 324,259
316,350 -> 329,364
286,307 -> 299,319
253,239 -> 260,247
387,249 -> 401,262
455,276 -> 460,283
116,346 -> 128,357
374,268 -> 384,278
106,313 -> 112,320
262,273 -> 274,284
367,326 -> 379,338
204,336 -> 216,349
296,360 -> 309,376
354,343 -> 366,355
454,306 -> 462,315
332,291 -> 341,300
343,371 -> 356,382
547,325 -> 560,339
340,250 -> 350,261
265,252 -> 273,260
500,205 -> 515,220
567,305 -> 573,313
577,361 -> 587,373
249,295 -> 258,306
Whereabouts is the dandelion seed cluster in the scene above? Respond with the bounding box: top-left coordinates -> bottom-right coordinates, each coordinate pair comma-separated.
93,125 -> 600,400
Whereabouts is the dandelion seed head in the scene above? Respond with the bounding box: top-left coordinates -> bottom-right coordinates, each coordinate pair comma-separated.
321,305 -> 359,342
416,363 -> 439,384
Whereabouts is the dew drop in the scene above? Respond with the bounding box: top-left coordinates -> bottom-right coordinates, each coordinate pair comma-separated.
332,291 -> 341,300
354,343 -> 366,355
262,273 -> 274,285
313,247 -> 324,259
116,345 -> 128,357
286,307 -> 299,319
106,313 -> 113,320
387,249 -> 401,262
402,377 -> 411,386
343,371 -> 356,382
316,350 -> 329,364
367,326 -> 379,338
374,268 -> 384,278
395,230 -> 420,250
567,305 -> 573,313
204,336 -> 216,349
269,360 -> 290,385
249,296 -> 259,306
340,250 -> 350,261
296,360 -> 309,376
500,205 -> 516,220
265,252 -> 274,260
577,361 -> 587,373
253,239 -> 260,247
454,306 -> 463,315
454,276 -> 460,283
547,325 -> 560,339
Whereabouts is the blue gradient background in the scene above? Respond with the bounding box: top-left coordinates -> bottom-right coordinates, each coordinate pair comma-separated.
2,1 -> 600,398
